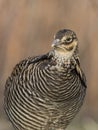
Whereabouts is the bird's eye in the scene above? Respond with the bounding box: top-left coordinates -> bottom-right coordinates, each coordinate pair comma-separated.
66,37 -> 73,43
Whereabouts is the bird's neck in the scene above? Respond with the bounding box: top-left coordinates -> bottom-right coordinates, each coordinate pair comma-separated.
49,49 -> 79,70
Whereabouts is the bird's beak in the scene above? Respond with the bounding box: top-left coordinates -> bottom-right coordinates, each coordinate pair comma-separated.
51,39 -> 61,47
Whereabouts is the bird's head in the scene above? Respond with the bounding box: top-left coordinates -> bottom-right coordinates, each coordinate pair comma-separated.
52,29 -> 78,61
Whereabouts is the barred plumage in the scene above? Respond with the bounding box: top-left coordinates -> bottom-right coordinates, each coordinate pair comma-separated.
4,29 -> 87,130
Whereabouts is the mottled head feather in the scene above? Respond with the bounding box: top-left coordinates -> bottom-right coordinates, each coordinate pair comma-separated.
54,29 -> 76,40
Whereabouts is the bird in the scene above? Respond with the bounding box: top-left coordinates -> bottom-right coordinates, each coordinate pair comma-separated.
4,29 -> 87,130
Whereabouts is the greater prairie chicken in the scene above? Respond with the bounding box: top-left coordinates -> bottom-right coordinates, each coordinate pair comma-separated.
4,29 -> 87,130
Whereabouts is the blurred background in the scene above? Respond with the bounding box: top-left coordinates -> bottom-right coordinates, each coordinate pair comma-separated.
0,0 -> 98,130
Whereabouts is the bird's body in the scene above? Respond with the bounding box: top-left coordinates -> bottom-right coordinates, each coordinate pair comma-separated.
4,29 -> 87,130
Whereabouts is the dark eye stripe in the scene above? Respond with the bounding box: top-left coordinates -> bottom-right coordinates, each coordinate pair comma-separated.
63,37 -> 73,45
66,38 -> 73,42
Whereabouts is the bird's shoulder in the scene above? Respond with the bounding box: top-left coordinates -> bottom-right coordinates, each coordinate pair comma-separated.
10,52 -> 53,77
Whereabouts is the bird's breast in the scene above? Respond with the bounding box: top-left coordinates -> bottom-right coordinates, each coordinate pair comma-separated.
34,64 -> 84,103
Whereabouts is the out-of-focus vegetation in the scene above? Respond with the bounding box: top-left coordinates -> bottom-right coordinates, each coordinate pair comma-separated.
0,0 -> 98,130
